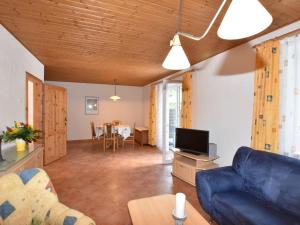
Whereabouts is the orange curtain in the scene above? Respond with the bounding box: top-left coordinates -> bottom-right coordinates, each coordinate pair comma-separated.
148,85 -> 157,146
181,72 -> 192,128
251,40 -> 280,153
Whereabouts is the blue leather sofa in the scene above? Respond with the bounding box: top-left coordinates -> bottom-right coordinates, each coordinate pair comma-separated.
196,146 -> 300,225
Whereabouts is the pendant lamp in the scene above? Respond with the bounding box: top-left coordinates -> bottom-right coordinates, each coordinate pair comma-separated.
217,0 -> 273,40
110,79 -> 121,101
162,34 -> 190,70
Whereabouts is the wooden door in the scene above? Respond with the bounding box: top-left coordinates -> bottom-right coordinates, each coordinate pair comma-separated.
55,86 -> 67,158
44,84 -> 67,165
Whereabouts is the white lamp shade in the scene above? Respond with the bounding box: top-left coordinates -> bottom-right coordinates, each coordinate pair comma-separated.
217,0 -> 273,40
110,95 -> 121,101
162,35 -> 190,70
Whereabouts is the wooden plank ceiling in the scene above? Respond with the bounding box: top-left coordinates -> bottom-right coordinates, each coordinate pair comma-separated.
0,0 -> 300,86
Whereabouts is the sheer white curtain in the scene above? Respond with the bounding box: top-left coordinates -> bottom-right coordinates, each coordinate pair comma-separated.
279,35 -> 300,159
156,82 -> 171,163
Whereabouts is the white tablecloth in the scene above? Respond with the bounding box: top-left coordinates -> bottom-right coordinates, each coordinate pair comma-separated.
96,125 -> 131,139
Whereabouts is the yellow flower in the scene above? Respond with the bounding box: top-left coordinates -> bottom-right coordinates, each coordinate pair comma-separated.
11,128 -> 19,134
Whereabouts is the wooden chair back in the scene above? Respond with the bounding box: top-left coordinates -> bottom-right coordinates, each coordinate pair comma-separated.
103,123 -> 115,138
132,122 -> 136,137
122,122 -> 136,148
112,120 -> 122,126
90,121 -> 97,139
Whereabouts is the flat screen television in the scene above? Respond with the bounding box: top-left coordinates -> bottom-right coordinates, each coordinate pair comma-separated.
175,128 -> 209,155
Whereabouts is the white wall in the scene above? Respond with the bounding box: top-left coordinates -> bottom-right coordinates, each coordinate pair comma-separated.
47,81 -> 145,141
192,44 -> 255,166
0,25 -> 44,148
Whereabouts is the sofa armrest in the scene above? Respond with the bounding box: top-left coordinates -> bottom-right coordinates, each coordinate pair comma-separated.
195,166 -> 243,215
46,202 -> 96,225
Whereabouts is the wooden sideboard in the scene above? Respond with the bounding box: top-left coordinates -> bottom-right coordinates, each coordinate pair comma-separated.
0,144 -> 43,176
135,127 -> 149,147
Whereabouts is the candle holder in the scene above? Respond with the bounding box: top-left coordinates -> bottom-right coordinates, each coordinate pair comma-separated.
172,209 -> 187,225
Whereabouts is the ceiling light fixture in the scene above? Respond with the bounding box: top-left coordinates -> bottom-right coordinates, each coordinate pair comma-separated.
217,0 -> 273,40
163,0 -> 273,70
162,34 -> 190,70
110,79 -> 121,101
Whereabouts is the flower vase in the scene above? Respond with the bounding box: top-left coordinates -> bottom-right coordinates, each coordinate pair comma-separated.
16,139 -> 26,152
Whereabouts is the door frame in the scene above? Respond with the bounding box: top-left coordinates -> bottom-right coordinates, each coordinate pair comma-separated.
26,72 -> 44,144
26,73 -> 43,125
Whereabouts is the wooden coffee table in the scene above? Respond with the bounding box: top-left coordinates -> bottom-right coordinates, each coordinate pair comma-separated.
128,194 -> 210,225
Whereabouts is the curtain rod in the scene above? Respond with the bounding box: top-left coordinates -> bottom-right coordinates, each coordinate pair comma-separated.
253,28 -> 300,48
148,67 -> 201,86
276,28 -> 300,40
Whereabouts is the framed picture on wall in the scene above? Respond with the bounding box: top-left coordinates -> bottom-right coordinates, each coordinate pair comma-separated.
85,96 -> 99,115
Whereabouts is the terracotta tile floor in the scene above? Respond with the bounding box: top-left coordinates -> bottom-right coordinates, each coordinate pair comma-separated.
45,141 -> 210,225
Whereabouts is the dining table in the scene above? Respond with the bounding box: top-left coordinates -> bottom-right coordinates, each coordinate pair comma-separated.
96,124 -> 131,139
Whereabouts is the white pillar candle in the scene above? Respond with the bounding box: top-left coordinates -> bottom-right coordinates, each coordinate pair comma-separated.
175,193 -> 186,218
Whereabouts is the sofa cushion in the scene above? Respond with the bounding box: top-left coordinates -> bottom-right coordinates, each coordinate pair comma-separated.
0,173 -> 32,225
232,147 -> 300,218
0,168 -> 96,225
19,168 -> 59,223
213,191 -> 300,225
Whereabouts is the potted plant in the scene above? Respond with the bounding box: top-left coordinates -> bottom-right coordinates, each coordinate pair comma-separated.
2,122 -> 40,152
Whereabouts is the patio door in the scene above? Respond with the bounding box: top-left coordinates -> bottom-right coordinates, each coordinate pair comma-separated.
167,82 -> 182,149
158,81 -> 182,164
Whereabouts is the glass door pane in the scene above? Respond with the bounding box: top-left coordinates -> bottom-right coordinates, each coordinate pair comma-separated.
161,82 -> 182,163
158,81 -> 182,164
167,83 -> 182,149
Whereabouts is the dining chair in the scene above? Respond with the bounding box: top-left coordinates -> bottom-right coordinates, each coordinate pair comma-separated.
113,123 -> 124,148
90,121 -> 97,140
103,123 -> 117,152
90,121 -> 104,148
122,123 -> 136,148
112,120 -> 122,126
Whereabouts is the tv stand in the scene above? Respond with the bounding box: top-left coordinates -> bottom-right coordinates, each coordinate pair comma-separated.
172,149 -> 219,186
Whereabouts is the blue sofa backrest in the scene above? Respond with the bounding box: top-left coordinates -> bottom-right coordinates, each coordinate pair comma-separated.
232,147 -> 300,218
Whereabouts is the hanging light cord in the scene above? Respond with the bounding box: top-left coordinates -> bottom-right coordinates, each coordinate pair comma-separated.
176,0 -> 183,33
175,0 -> 227,41
114,79 -> 117,95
